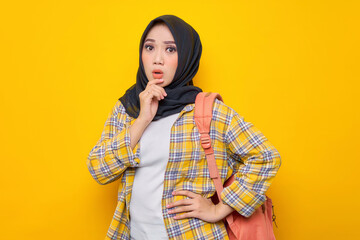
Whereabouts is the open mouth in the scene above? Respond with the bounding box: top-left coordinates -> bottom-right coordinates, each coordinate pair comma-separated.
152,69 -> 164,79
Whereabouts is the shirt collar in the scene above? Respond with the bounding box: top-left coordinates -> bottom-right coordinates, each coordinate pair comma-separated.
129,103 -> 195,124
182,103 -> 194,112
172,103 -> 194,122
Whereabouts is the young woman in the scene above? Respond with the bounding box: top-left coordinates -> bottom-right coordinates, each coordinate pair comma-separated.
87,15 -> 281,240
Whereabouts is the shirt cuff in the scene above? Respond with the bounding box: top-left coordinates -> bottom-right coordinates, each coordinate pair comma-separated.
220,180 -> 266,217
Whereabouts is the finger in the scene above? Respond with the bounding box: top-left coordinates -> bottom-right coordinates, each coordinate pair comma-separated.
167,199 -> 192,208
147,79 -> 164,86
146,84 -> 163,96
172,190 -> 199,199
174,212 -> 194,220
146,88 -> 163,101
151,84 -> 167,97
168,205 -> 193,214
150,88 -> 164,100
150,85 -> 165,99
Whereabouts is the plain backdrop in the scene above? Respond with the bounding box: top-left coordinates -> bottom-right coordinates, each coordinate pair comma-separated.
0,1 -> 359,239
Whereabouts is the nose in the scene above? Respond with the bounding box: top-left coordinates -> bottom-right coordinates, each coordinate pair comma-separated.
153,49 -> 164,65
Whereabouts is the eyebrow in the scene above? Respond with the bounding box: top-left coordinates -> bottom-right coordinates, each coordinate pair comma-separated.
144,38 -> 176,44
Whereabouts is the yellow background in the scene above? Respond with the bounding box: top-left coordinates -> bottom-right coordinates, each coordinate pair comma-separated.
1,1 -> 359,239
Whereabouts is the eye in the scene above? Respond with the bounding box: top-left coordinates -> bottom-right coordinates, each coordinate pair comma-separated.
144,44 -> 153,51
166,46 -> 177,53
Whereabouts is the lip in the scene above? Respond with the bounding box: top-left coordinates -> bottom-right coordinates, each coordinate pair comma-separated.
152,69 -> 163,74
152,69 -> 164,79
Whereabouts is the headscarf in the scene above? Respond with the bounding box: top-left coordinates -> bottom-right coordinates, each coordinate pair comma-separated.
119,15 -> 203,121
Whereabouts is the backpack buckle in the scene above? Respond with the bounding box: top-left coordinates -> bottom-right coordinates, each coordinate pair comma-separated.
200,134 -> 211,149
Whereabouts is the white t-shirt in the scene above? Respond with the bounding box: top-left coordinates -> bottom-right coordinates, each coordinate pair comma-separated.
129,112 -> 180,240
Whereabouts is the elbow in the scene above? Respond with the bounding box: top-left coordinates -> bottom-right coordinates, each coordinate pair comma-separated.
86,160 -> 116,185
267,147 -> 281,168
261,148 -> 282,174
268,148 -> 282,177
86,153 -> 123,186
274,149 -> 282,169
86,158 -> 101,185
86,153 -> 111,185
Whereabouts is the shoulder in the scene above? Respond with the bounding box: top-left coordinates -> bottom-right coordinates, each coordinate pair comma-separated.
212,98 -> 243,124
108,99 -> 126,116
106,99 -> 130,123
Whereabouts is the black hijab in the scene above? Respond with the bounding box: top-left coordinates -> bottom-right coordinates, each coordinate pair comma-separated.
119,15 -> 203,121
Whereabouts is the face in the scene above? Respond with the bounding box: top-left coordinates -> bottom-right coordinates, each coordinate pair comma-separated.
141,23 -> 178,87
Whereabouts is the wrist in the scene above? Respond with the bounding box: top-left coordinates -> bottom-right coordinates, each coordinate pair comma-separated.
216,201 -> 234,219
135,116 -> 151,126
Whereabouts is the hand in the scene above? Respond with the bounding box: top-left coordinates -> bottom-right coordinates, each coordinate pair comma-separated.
138,79 -> 167,123
166,190 -> 234,223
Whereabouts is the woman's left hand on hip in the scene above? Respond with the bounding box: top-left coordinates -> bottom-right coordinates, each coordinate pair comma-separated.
166,190 -> 233,223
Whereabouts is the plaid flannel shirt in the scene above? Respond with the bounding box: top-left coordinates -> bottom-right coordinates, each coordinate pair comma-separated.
87,98 -> 281,240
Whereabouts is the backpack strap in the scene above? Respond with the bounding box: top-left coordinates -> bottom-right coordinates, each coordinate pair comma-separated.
194,92 -> 223,188
194,92 -> 235,225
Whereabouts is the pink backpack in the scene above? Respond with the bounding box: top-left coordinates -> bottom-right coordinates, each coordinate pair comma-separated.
194,92 -> 277,240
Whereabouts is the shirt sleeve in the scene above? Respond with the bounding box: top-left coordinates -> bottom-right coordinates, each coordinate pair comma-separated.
86,100 -> 140,185
220,110 -> 282,217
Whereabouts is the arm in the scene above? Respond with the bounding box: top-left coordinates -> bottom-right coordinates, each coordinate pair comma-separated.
220,111 -> 282,217
129,114 -> 151,150
215,200 -> 235,219
86,100 -> 143,185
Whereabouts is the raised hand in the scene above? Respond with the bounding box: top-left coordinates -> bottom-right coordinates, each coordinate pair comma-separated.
138,79 -> 168,123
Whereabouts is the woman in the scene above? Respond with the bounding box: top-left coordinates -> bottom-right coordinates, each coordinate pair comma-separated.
87,15 -> 281,240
